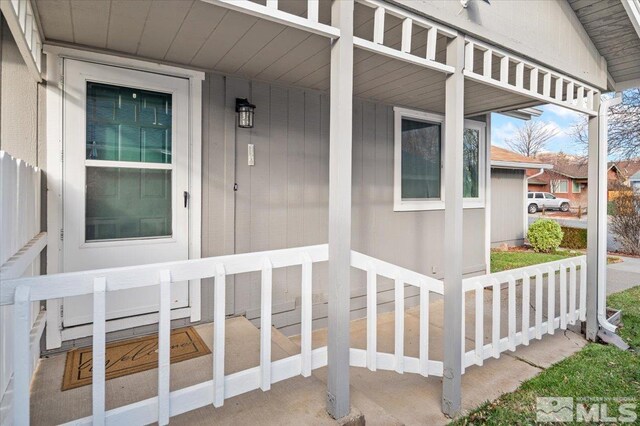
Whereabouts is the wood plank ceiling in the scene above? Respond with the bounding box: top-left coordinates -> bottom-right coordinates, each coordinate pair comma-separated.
569,0 -> 640,85
34,0 -> 536,115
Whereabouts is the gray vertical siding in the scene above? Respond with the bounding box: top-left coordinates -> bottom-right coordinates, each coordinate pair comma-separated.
201,73 -> 487,333
490,168 -> 526,247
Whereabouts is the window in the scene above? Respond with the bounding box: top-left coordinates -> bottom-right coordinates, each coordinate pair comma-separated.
393,107 -> 486,211
544,193 -> 556,199
572,180 -> 581,193
528,193 -> 533,199
551,179 -> 568,193
535,193 -> 543,199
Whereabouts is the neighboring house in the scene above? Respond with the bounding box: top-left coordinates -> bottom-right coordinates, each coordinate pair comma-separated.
612,158 -> 640,187
490,146 -> 552,247
526,153 -> 590,207
1,0 -> 639,423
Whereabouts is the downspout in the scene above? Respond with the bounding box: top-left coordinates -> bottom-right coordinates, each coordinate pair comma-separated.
527,168 -> 545,182
596,93 -> 623,334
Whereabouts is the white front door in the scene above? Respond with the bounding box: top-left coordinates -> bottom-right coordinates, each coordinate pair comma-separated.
62,59 -> 190,328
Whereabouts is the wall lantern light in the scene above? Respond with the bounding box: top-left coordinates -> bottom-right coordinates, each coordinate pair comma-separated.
236,98 -> 256,129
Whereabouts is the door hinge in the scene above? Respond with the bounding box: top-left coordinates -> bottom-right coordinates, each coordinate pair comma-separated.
233,183 -> 238,191
183,191 -> 189,208
59,228 -> 64,241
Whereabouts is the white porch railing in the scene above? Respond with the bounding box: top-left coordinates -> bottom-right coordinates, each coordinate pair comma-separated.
350,251 -> 444,377
462,256 -> 587,370
0,152 -> 47,426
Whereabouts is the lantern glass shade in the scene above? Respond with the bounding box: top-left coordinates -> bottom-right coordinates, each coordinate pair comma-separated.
236,98 -> 256,129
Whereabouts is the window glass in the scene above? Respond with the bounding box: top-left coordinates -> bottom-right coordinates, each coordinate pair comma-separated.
86,167 -> 172,241
572,180 -> 581,193
86,82 -> 172,164
528,193 -> 533,198
553,180 -> 568,193
545,193 -> 556,199
401,118 -> 441,199
463,128 -> 480,198
535,193 -> 543,199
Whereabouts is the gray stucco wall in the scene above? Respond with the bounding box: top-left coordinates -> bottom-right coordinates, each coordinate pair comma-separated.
201,73 -> 487,334
393,0 -> 608,90
491,168 -> 526,247
0,18 -> 45,168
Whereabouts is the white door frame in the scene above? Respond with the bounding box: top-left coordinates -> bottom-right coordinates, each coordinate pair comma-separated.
44,45 -> 204,349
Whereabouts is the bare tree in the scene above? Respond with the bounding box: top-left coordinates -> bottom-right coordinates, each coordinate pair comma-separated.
570,88 -> 640,159
505,120 -> 560,157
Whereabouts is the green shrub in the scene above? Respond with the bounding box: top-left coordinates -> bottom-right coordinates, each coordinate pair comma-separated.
560,226 -> 587,249
527,219 -> 564,253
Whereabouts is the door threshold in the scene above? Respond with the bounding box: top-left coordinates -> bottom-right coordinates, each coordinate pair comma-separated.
61,307 -> 191,341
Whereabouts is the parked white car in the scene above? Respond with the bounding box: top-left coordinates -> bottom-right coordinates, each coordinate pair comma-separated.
527,192 -> 571,214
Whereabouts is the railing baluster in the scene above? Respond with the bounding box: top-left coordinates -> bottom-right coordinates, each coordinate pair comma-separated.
492,279 -> 500,358
500,55 -> 509,83
535,270 -> 543,339
301,253 -> 313,377
401,18 -> 412,53
566,81 -> 575,104
475,282 -> 484,366
426,27 -> 437,61
465,41 -> 475,73
507,275 -> 516,351
461,289 -> 466,373
559,264 -> 567,329
13,285 -> 31,426
547,266 -> 555,335
579,258 -> 587,321
483,48 -> 493,78
394,277 -> 404,373
522,272 -> 530,346
577,86 -> 585,108
515,62 -> 524,88
555,77 -> 564,101
158,270 -> 171,425
419,282 -> 429,376
587,90 -> 594,110
366,264 -> 377,371
307,0 -> 319,22
529,68 -> 539,94
569,262 -> 577,325
266,0 -> 278,9
543,72 -> 552,97
261,258 -> 273,391
373,6 -> 385,45
92,277 -> 107,426
213,264 -> 226,408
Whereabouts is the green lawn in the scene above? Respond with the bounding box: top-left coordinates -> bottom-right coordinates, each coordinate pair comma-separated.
451,286 -> 640,425
490,250 -> 580,273
490,250 -> 621,273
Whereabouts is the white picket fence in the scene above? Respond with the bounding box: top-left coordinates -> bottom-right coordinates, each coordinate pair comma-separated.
0,151 -> 47,426
462,257 -> 587,369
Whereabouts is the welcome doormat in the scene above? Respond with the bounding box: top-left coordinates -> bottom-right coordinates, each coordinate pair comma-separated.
62,327 -> 210,391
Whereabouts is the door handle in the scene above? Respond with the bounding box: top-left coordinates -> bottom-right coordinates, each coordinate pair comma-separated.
184,191 -> 189,208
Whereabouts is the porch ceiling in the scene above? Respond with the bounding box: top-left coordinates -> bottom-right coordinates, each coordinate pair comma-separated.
34,0 -> 536,115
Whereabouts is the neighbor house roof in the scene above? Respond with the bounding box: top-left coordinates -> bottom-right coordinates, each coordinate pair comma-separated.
613,159 -> 640,180
535,153 -> 588,179
631,171 -> 640,182
491,146 -> 553,170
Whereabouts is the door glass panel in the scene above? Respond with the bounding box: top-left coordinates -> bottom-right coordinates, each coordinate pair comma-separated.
463,128 -> 480,198
86,167 -> 172,241
86,82 -> 172,163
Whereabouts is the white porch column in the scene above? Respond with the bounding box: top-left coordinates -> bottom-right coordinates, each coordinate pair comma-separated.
442,35 -> 465,417
327,0 -> 354,419
586,95 -> 620,340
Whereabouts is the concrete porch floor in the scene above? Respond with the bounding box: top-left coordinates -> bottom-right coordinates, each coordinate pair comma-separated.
29,284 -> 587,425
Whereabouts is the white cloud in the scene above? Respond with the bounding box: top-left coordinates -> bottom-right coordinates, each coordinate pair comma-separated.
492,121 -> 518,146
542,104 -> 584,121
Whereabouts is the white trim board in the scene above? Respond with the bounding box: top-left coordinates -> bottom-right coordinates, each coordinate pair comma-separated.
44,45 -> 203,348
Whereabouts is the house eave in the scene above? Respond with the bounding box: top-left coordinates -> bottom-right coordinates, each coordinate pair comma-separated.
491,161 -> 552,170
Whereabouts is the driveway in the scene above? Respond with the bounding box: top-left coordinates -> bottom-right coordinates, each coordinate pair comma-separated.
528,214 -> 620,251
607,256 -> 640,294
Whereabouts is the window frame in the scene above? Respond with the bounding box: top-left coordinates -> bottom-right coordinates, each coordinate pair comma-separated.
553,179 -> 569,194
393,106 -> 486,211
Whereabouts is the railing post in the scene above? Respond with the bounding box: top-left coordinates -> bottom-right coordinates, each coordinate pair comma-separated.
92,277 -> 107,426
158,270 -> 172,425
442,34 -> 465,418
301,253 -> 313,377
366,265 -> 377,371
13,285 -> 31,426
419,282 -> 429,376
260,258 -> 273,391
213,264 -> 226,407
327,0 -> 354,419
394,277 -> 404,373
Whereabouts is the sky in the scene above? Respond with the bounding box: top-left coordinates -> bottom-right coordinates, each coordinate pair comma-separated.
491,104 -> 586,155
